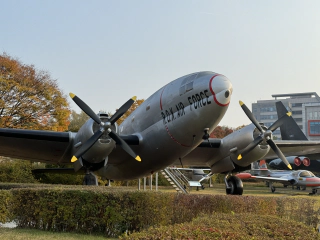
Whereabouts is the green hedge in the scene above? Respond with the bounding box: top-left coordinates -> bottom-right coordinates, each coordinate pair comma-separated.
122,213 -> 320,239
0,190 -> 12,223
0,188 -> 319,237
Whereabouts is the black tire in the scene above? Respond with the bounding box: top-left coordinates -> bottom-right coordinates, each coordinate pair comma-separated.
271,186 -> 276,193
226,176 -> 243,195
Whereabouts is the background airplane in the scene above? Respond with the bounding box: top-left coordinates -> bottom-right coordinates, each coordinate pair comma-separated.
237,160 -> 320,194
1,71 -> 320,195
268,101 -> 320,173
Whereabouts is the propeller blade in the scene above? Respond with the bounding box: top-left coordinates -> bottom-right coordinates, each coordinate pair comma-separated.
266,139 -> 292,170
109,131 -> 141,161
237,136 -> 263,160
239,101 -> 263,133
69,93 -> 101,124
109,96 -> 137,124
268,112 -> 292,132
71,129 -> 104,162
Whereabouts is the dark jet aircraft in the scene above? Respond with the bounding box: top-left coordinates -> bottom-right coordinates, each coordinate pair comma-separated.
268,101 -> 320,173
1,71 -> 320,195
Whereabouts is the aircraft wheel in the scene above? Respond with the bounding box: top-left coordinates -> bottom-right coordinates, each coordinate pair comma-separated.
271,186 -> 276,193
226,176 -> 243,195
297,186 -> 301,190
312,189 -> 317,194
201,184 -> 205,190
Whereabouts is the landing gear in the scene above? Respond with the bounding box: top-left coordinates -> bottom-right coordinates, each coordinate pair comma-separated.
83,171 -> 98,185
225,175 -> 243,195
310,189 -> 318,195
270,185 -> 276,193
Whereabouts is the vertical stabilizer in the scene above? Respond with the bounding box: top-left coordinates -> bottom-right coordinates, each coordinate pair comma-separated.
250,160 -> 270,176
275,101 -> 308,140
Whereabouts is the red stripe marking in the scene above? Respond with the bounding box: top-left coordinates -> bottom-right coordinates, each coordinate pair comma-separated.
165,125 -> 192,147
159,87 -> 166,110
209,75 -> 230,107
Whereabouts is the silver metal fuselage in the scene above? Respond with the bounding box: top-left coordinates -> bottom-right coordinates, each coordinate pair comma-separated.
96,72 -> 233,180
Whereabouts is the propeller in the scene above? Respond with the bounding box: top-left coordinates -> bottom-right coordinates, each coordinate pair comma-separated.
238,100 -> 292,170
69,93 -> 141,163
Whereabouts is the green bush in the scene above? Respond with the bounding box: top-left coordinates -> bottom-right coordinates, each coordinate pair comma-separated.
0,190 -> 13,223
122,213 -> 320,239
3,188 -> 320,237
0,158 -> 37,183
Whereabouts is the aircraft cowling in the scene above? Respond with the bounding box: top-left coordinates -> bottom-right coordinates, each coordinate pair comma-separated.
229,124 -> 270,167
73,117 -> 117,164
209,124 -> 270,172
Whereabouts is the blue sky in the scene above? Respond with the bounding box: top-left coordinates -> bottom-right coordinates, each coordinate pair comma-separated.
1,1 -> 320,127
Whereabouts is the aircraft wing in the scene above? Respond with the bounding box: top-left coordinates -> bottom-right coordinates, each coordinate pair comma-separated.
0,128 -> 75,164
180,138 -> 320,167
265,140 -> 320,160
250,175 -> 296,184
0,128 -> 140,165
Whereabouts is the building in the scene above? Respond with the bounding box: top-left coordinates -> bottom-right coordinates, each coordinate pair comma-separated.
252,92 -> 320,140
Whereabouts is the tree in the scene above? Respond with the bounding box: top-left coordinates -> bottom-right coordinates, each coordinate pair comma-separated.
210,125 -> 234,138
116,98 -> 144,125
0,53 -> 70,131
68,110 -> 90,132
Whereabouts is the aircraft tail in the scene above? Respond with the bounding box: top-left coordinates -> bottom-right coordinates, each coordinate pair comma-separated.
250,160 -> 270,176
275,101 -> 308,140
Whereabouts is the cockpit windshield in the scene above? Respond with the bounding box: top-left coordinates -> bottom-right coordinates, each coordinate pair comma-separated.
299,171 -> 315,178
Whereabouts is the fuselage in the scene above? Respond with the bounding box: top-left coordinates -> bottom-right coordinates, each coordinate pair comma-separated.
280,170 -> 320,187
97,71 -> 233,180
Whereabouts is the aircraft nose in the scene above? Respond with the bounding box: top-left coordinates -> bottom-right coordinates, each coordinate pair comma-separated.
209,75 -> 233,106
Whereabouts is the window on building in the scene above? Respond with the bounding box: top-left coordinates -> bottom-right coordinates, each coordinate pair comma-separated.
308,120 -> 320,136
292,111 -> 302,115
292,103 -> 303,107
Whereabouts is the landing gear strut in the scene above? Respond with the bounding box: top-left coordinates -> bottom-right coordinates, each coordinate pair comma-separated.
83,171 -> 98,185
310,189 -> 318,195
225,174 -> 243,195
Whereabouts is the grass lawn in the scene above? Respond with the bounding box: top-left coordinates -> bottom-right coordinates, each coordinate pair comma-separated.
0,227 -> 108,240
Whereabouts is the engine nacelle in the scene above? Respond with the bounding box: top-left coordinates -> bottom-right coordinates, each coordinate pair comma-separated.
208,124 -> 270,172
302,157 -> 311,167
292,156 -> 310,167
73,114 -> 118,164
294,157 -> 302,166
269,156 -> 311,170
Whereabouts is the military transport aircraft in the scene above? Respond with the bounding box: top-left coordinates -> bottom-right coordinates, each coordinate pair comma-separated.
2,71 -> 320,195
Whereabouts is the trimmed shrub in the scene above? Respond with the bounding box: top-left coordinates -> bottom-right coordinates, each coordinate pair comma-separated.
0,190 -> 13,223
122,213 -> 320,239
4,187 -> 320,237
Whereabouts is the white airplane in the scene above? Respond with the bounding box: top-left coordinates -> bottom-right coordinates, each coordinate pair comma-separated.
237,160 -> 320,194
1,71 -> 320,195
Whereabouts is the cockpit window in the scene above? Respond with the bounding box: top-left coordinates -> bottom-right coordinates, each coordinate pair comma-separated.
179,73 -> 196,96
299,171 -> 315,178
179,72 -> 215,96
